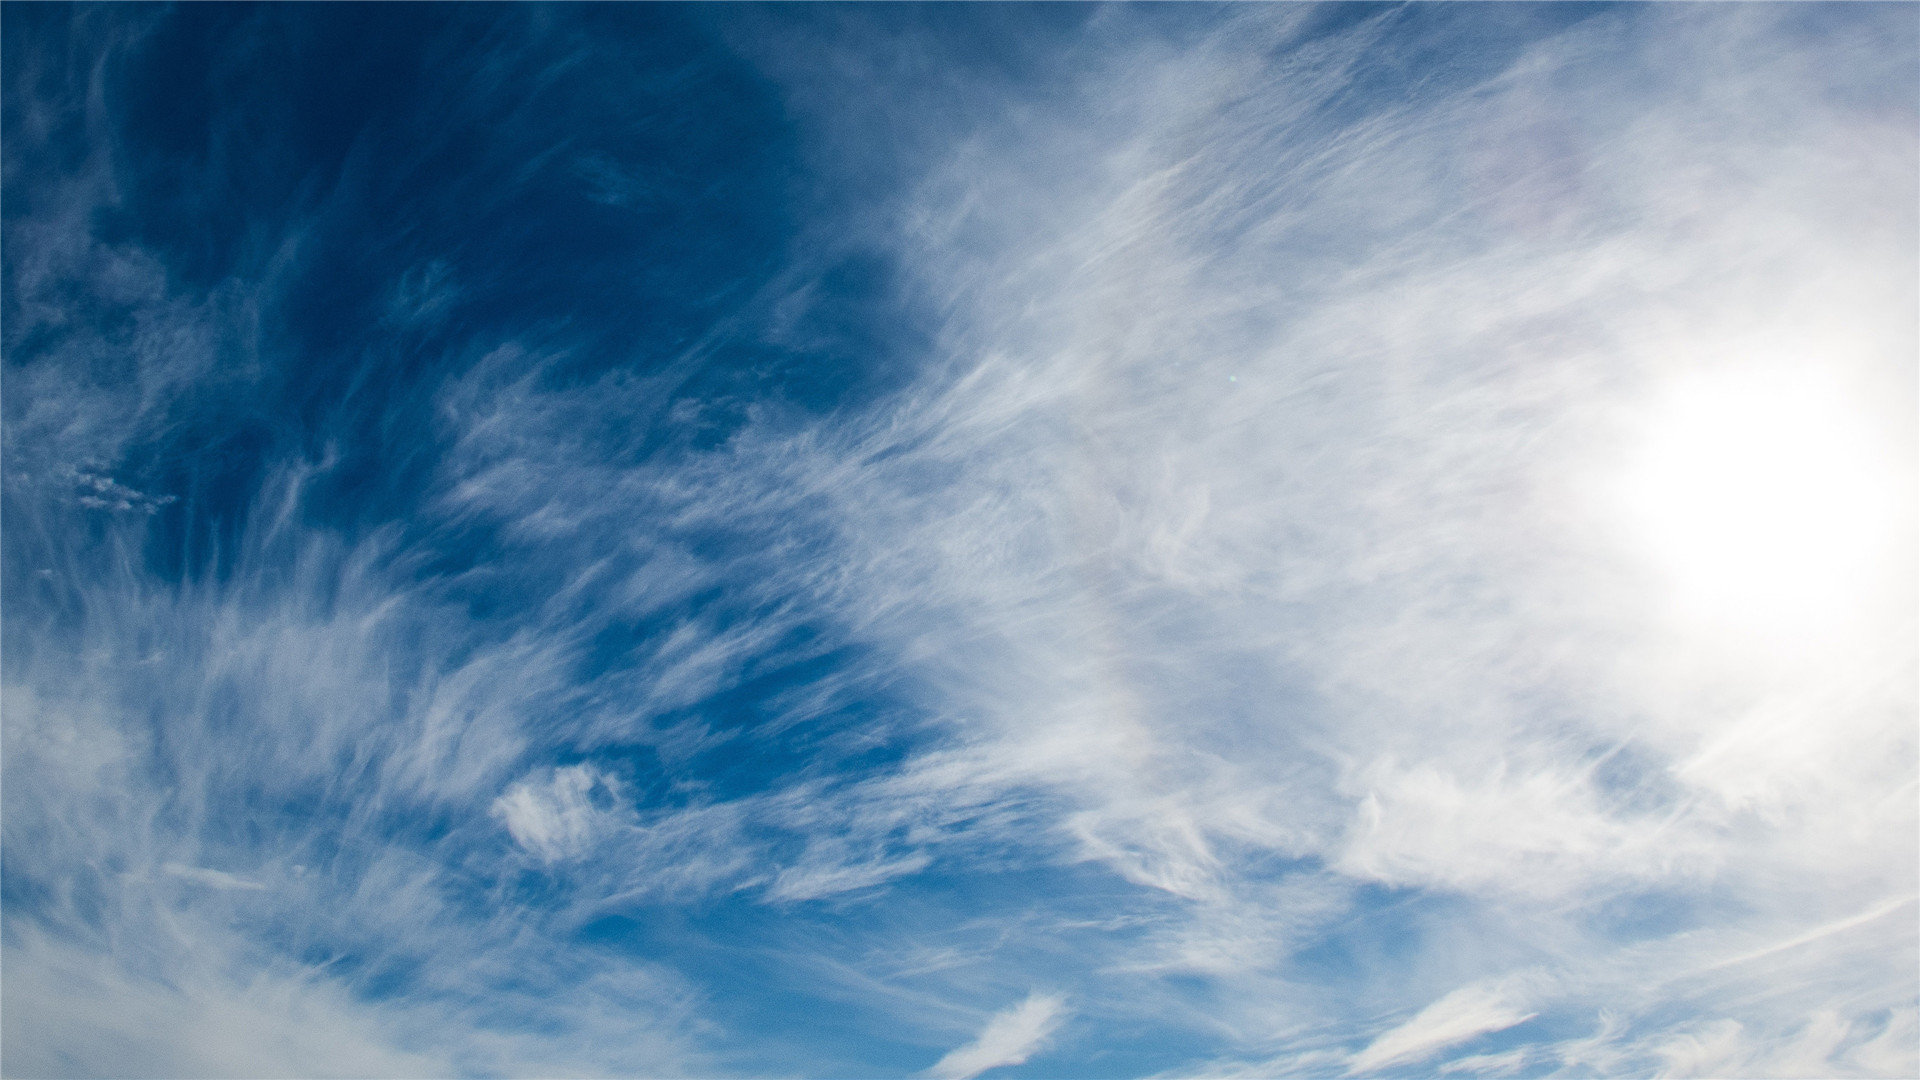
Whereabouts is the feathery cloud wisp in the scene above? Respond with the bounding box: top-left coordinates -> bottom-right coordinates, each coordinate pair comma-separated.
927,993 -> 1067,1080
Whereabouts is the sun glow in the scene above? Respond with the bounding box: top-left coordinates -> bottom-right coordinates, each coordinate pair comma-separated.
1613,367 -> 1897,638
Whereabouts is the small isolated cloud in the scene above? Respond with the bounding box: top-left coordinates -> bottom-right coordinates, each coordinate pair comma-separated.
67,467 -> 176,514
926,993 -> 1066,1080
1350,978 -> 1538,1074
491,764 -> 619,862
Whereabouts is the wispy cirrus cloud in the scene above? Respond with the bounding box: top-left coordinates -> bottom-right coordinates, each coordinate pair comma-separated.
738,2 -> 1914,1070
368,2 -> 1915,1070
1350,977 -> 1540,1074
4,3 -> 1912,1076
927,992 -> 1068,1080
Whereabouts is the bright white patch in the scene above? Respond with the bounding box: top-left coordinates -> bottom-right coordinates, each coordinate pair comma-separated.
1349,978 -> 1538,1074
1335,764 -> 1685,898
926,993 -> 1066,1080
1611,366 -> 1895,642
491,764 -> 616,862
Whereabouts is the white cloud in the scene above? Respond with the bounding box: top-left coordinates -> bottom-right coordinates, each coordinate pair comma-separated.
927,993 -> 1068,1080
1544,1006 -> 1920,1080
768,849 -> 933,903
1639,1011 -> 1910,1080
1333,760 -> 1705,899
1350,978 -> 1539,1074
492,763 -> 619,862
1,927 -> 451,1080
0,917 -> 710,1080
433,3 -> 1915,1068
813,5 -> 1914,1025
0,474 -> 717,1074
421,6 -> 1916,1064
6,4 -> 1912,1076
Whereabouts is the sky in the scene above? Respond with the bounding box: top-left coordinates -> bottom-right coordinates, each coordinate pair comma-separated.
2,3 -> 1916,1078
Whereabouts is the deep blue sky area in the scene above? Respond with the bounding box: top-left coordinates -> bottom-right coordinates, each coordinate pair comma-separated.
4,4 -> 1916,1078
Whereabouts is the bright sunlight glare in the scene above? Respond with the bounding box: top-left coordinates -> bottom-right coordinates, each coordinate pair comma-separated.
1614,367 -> 1894,638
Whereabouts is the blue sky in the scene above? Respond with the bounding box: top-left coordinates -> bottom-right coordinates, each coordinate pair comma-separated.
3,4 -> 1915,1078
